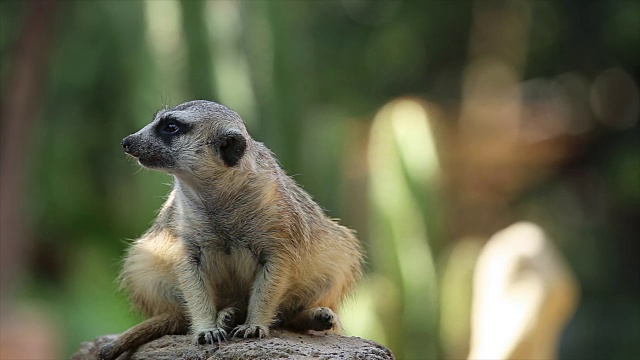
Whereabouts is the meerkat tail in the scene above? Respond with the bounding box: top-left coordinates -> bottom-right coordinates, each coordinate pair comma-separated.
99,312 -> 188,360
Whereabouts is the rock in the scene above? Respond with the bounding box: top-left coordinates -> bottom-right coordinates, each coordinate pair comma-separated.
71,329 -> 394,360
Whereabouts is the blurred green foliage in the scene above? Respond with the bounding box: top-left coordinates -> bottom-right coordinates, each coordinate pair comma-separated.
1,0 -> 638,358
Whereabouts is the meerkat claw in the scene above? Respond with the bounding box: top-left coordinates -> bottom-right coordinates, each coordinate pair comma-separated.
231,324 -> 268,339
196,328 -> 227,345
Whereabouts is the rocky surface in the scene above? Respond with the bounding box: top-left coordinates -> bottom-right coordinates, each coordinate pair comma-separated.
71,329 -> 394,360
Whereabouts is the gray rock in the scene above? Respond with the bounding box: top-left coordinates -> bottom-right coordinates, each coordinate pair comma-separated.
71,330 -> 394,360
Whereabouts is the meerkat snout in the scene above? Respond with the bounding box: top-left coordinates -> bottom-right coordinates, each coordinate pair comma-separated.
121,134 -> 146,158
121,136 -> 133,154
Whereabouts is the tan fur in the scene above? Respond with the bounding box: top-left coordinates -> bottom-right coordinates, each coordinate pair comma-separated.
100,101 -> 363,360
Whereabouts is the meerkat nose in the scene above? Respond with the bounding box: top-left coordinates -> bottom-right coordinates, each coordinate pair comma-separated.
121,136 -> 133,153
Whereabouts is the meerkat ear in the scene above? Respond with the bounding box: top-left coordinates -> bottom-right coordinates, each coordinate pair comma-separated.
217,130 -> 247,167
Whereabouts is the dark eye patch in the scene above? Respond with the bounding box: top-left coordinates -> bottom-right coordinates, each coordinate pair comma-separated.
162,121 -> 180,135
156,115 -> 191,143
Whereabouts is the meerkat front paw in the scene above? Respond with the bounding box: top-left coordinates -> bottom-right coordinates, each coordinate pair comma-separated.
310,307 -> 338,331
231,324 -> 269,339
216,307 -> 240,331
195,327 -> 227,345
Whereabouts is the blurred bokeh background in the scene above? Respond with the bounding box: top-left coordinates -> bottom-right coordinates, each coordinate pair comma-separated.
1,0 -> 638,359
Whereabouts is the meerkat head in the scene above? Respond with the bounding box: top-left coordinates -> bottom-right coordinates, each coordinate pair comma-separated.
121,100 -> 251,177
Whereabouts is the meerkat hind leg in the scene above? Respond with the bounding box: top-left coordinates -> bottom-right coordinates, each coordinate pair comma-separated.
215,306 -> 246,332
195,307 -> 243,344
194,309 -> 231,345
284,307 -> 339,332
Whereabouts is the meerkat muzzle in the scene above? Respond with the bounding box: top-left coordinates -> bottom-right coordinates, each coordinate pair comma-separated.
121,136 -> 133,154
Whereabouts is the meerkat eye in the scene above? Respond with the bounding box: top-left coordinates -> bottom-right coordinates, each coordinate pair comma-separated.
161,121 -> 181,135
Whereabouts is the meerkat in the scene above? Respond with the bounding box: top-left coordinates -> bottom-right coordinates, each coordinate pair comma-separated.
99,100 -> 364,360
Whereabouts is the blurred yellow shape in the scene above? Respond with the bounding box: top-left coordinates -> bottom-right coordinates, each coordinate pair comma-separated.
469,222 -> 579,360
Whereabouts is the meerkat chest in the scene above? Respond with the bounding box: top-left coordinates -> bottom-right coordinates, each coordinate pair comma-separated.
178,208 -> 261,281
190,231 -> 260,297
206,246 -> 259,285
174,188 -> 268,286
